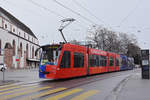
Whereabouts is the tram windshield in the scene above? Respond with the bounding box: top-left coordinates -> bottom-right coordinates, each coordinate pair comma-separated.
41,45 -> 62,66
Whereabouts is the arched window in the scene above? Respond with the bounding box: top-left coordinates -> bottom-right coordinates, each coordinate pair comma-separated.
19,32 -> 21,36
0,40 -> 1,55
13,28 -> 15,32
12,40 -> 16,56
26,44 -> 28,58
5,43 -> 12,49
32,46 -> 34,58
24,33 -> 26,38
20,43 -> 22,57
28,35 -> 30,40
5,24 -> 7,29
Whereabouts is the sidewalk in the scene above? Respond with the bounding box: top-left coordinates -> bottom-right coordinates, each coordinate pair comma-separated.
118,71 -> 150,100
0,68 -> 47,85
1,68 -> 150,100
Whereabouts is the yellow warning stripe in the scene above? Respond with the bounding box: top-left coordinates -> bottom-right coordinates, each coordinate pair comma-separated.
0,86 -> 51,100
71,90 -> 99,100
0,85 -> 22,92
46,88 -> 83,100
21,87 -> 67,100
0,84 -> 18,89
0,85 -> 38,95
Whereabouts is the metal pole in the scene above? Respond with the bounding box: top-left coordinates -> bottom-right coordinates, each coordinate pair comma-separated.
59,29 -> 67,43
3,70 -> 5,82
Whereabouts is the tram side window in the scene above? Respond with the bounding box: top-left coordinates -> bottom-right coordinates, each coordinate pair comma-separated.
110,57 -> 114,66
74,52 -> 84,68
122,59 -> 127,65
99,56 -> 102,66
102,56 -> 107,66
90,55 -> 96,67
60,51 -> 71,68
96,55 -> 100,66
116,58 -> 120,66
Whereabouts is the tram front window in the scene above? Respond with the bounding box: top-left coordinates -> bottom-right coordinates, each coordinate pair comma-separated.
41,45 -> 61,66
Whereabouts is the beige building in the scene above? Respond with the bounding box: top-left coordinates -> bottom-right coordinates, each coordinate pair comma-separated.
0,7 -> 40,69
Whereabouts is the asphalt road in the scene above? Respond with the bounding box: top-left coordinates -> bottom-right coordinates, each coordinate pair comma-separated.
0,69 -> 140,100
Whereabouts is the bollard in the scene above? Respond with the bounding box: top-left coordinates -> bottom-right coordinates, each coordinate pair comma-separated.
0,65 -> 6,82
3,69 -> 5,82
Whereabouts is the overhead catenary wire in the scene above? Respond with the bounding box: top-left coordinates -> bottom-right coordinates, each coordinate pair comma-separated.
26,0 -> 90,29
52,0 -> 96,25
118,0 -> 141,27
72,0 -> 106,25
2,0 -> 44,17
2,0 -> 105,34
26,0 -> 90,40
26,0 -> 66,18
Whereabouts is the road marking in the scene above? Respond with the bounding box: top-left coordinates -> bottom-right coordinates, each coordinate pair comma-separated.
0,86 -> 51,100
0,85 -> 38,95
71,90 -> 99,100
21,87 -> 67,100
46,88 -> 83,100
0,85 -> 22,92
0,84 -> 18,89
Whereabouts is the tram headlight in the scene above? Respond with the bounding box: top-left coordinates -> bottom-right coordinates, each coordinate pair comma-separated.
39,69 -> 42,72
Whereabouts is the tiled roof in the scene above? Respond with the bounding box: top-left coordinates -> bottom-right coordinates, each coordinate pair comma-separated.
0,7 -> 37,39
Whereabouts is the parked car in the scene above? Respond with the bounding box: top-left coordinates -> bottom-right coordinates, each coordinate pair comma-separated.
0,63 -> 7,72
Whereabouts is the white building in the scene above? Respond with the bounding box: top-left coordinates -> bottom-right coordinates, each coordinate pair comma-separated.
0,7 -> 40,69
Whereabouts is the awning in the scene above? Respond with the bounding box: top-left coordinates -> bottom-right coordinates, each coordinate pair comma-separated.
27,58 -> 40,62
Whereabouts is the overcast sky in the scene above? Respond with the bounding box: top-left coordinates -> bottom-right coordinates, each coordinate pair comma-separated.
0,0 -> 150,49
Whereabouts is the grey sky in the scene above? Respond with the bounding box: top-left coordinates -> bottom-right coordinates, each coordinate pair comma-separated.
0,0 -> 149,49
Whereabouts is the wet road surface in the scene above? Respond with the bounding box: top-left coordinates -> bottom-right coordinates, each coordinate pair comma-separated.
0,69 -> 139,100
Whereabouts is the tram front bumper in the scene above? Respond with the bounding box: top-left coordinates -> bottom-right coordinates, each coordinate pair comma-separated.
40,70 -> 50,74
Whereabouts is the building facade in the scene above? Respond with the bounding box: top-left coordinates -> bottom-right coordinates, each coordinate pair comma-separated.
0,7 -> 40,69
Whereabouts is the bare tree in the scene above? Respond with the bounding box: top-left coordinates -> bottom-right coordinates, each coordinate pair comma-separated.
118,32 -> 138,54
105,31 -> 119,53
87,25 -> 108,50
87,25 -> 140,55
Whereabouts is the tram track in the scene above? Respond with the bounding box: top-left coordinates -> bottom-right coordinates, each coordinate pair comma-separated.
12,70 -> 132,86
28,70 -> 134,98
0,69 -> 136,100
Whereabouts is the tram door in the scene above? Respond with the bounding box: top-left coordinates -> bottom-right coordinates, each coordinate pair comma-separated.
59,51 -> 72,78
86,54 -> 89,75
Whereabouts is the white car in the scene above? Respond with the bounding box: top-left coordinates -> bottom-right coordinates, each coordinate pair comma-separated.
0,63 -> 7,72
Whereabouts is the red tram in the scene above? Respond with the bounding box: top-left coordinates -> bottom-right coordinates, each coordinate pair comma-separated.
38,43 -> 121,79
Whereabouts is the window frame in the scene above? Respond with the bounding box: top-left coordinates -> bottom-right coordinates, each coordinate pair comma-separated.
90,55 -> 97,67
110,57 -> 114,66
115,58 -> 120,66
0,40 -> 1,55
60,51 -> 71,68
73,52 -> 84,68
101,56 -> 107,67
